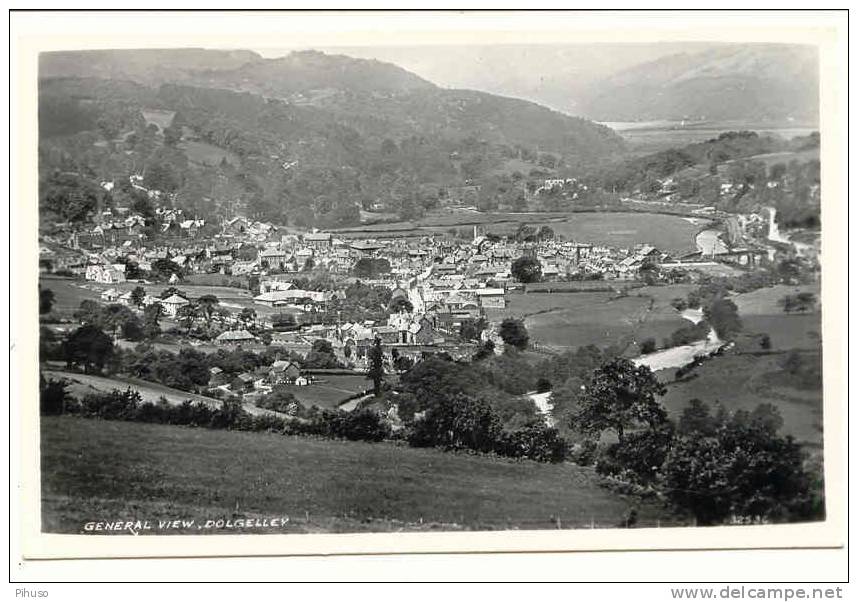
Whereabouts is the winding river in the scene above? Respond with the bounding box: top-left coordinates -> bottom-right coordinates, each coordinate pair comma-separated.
632,308 -> 723,372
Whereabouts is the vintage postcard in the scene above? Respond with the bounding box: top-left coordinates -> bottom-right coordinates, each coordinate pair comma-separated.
9,9 -> 848,564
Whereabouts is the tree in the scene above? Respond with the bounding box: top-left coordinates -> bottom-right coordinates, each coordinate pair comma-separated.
130,286 -> 146,308
389,297 -> 413,314
159,286 -> 186,300
573,358 -> 668,444
40,172 -> 105,224
353,257 -> 391,278
408,393 -> 501,453
511,256 -> 542,283
640,338 -> 657,354
197,294 -> 220,325
162,124 -> 182,146
40,376 -> 70,415
536,225 -> 555,241
704,298 -> 742,340
63,325 -> 114,374
677,398 -> 721,437
248,275 -> 261,295
239,307 -> 257,328
367,336 -> 385,397
143,304 -> 163,339
304,339 -> 339,368
176,302 -> 200,334
151,259 -> 183,282
780,292 -> 817,313
664,400 -> 818,525
39,287 -> 55,315
459,317 -> 487,341
499,318 -> 529,350
257,386 -> 302,414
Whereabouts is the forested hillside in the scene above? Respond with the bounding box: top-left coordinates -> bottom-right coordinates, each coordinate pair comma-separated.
39,49 -> 625,229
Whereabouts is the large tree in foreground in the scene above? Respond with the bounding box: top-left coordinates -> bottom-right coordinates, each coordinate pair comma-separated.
664,400 -> 819,526
573,358 -> 668,444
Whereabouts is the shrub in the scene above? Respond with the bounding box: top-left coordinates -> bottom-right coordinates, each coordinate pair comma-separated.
79,388 -> 142,420
668,321 -> 710,347
310,408 -> 391,442
595,424 -> 675,484
496,421 -> 568,463
408,393 -> 501,453
640,338 -> 657,354
40,378 -> 70,416
569,438 -> 599,466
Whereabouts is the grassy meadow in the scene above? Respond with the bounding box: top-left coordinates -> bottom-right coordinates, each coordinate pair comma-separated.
658,352 -> 823,451
280,374 -> 371,408
40,416 -> 680,534
491,286 -> 694,352
334,209 -> 705,254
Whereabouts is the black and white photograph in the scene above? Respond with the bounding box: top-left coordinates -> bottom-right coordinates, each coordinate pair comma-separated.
10,9 -> 848,571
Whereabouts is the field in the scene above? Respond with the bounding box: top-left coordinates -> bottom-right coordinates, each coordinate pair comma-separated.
141,109 -> 175,131
490,286 -> 694,352
658,352 -> 823,450
40,275 -> 280,318
606,121 -> 818,155
548,213 -> 701,255
40,416 -> 681,534
282,374 -> 371,408
179,139 -> 240,167
731,284 -> 822,351
41,275 -> 101,314
333,210 -> 706,255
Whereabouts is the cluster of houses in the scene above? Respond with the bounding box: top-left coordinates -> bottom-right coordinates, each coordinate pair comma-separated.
43,192 -> 797,372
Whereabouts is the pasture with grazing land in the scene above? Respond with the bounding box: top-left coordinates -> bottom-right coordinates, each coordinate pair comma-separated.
731,284 -> 822,351
42,369 -> 222,408
490,286 -> 693,351
280,374 -> 371,408
658,352 -> 823,451
334,209 -> 706,255
40,416 -> 681,533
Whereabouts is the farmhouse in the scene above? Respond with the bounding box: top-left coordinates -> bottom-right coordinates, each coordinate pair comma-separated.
268,360 -> 302,384
159,294 -> 189,317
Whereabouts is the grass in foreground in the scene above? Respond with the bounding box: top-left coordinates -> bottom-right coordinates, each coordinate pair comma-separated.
40,416 -> 681,534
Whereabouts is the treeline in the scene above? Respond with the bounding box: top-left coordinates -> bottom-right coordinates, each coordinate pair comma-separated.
41,379 -> 565,464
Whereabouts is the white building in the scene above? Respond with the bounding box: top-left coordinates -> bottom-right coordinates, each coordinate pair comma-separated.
159,294 -> 189,317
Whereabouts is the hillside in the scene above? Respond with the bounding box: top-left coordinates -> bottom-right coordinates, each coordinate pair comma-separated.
38,49 -> 625,229
576,45 -> 819,123
588,130 -> 820,228
39,48 -> 263,86
40,416 -> 678,533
